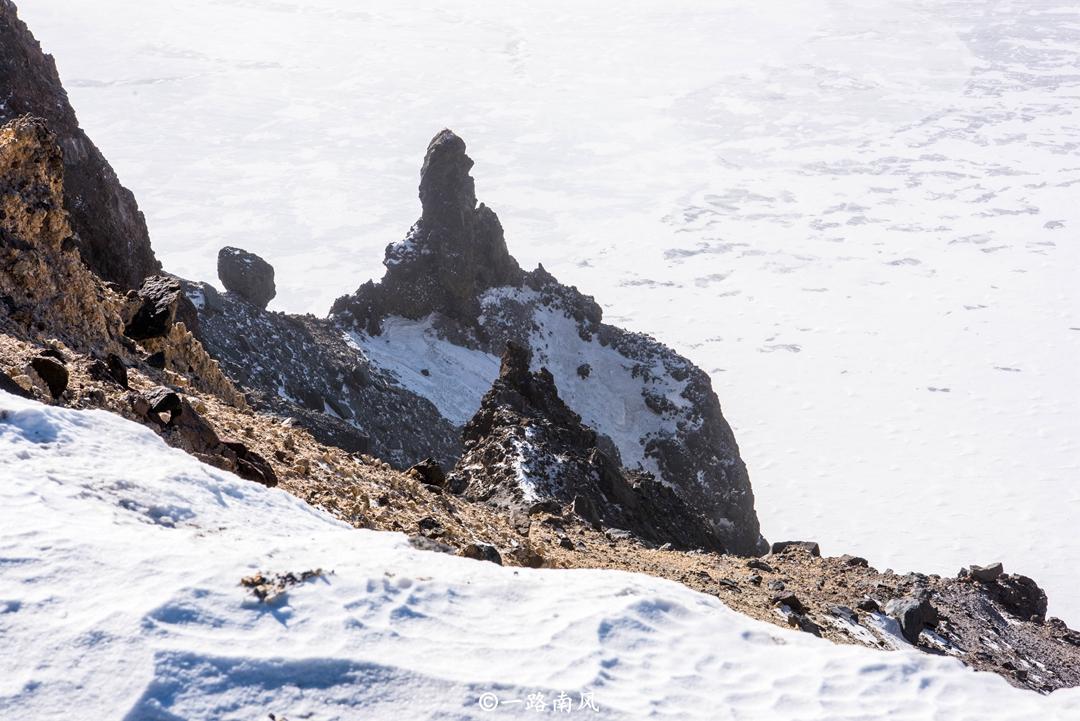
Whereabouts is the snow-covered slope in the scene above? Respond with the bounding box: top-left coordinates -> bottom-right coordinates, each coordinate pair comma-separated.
16,0 -> 1080,620
2,390 -> 1079,720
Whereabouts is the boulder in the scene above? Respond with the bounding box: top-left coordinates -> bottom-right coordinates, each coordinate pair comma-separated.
406,457 -> 446,488
885,593 -> 939,644
459,543 -> 502,565
125,276 -> 185,341
220,437 -> 278,488
0,370 -> 32,398
88,354 -> 128,388
963,562 -> 1004,583
217,247 -> 276,309
989,574 -> 1048,622
29,355 -> 67,398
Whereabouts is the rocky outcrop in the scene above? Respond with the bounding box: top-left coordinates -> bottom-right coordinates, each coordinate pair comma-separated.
332,130 -> 523,333
0,0 -> 160,288
0,117 -> 125,353
450,342 -> 725,552
330,130 -> 767,555
183,279 -> 460,466
217,246 -> 275,309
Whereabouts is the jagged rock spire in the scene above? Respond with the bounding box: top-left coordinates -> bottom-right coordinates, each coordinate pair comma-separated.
331,129 -> 522,330
419,129 -> 477,228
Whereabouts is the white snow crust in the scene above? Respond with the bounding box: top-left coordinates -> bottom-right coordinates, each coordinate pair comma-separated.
3,391 -> 1080,720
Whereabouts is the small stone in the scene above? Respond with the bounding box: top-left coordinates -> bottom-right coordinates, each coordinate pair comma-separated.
772,592 -> 807,614
0,370 -> 33,399
839,554 -> 869,568
965,562 -> 1004,583
857,597 -> 880,613
771,540 -> 821,557
747,573 -> 762,585
29,355 -> 68,399
528,499 -> 562,516
767,579 -> 786,591
576,363 -> 591,379
747,558 -> 775,573
459,543 -> 502,565
417,516 -> 444,538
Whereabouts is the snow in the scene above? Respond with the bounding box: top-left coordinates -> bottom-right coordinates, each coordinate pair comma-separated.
344,316 -> 500,426
16,0 -> 1080,623
3,390 -> 1080,720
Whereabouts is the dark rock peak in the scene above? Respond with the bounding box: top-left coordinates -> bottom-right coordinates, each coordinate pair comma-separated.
450,343 -> 725,552
331,129 -> 522,330
218,246 -> 276,309
0,0 -> 160,288
419,129 -> 477,225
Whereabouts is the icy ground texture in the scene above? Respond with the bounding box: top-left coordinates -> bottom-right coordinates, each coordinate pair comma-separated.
0,391 -> 1077,720
19,1 -> 1080,618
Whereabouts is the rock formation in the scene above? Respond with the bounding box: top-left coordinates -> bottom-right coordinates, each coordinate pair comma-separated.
333,129 -> 523,334
331,129 -> 767,555
451,342 -> 726,552
0,0 -> 160,288
218,246 -> 276,309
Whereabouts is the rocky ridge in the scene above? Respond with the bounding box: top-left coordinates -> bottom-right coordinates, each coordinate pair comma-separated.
451,341 -> 726,552
0,0 -> 160,288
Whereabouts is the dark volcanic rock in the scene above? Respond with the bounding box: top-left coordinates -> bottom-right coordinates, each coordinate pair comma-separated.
989,574 -> 1048,623
885,593 -> 939,644
332,130 -> 523,331
29,355 -> 67,398
217,247 -> 276,309
124,276 -> 194,341
330,130 -> 767,555
0,370 -> 31,398
459,542 -> 502,565
406,457 -> 446,488
449,342 -> 725,552
772,541 -> 821,557
220,437 -> 278,488
0,0 -> 160,288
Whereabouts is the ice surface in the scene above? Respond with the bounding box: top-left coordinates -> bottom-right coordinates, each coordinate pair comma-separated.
18,0 -> 1080,621
3,390 -> 1080,720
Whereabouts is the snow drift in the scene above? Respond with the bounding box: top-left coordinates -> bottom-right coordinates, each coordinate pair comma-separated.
1,390 -> 1078,720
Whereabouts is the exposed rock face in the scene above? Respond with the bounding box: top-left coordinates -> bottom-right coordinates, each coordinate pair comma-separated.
450,342 -> 726,552
331,130 -> 767,555
331,129 -> 523,332
0,0 -> 160,288
184,280 -> 459,466
217,246 -> 276,309
124,275 -> 196,341
0,117 -> 124,353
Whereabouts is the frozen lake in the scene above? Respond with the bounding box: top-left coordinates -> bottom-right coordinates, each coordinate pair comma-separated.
20,0 -> 1080,621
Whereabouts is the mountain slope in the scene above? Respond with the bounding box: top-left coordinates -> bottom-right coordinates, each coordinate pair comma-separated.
3,390 -> 1080,720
